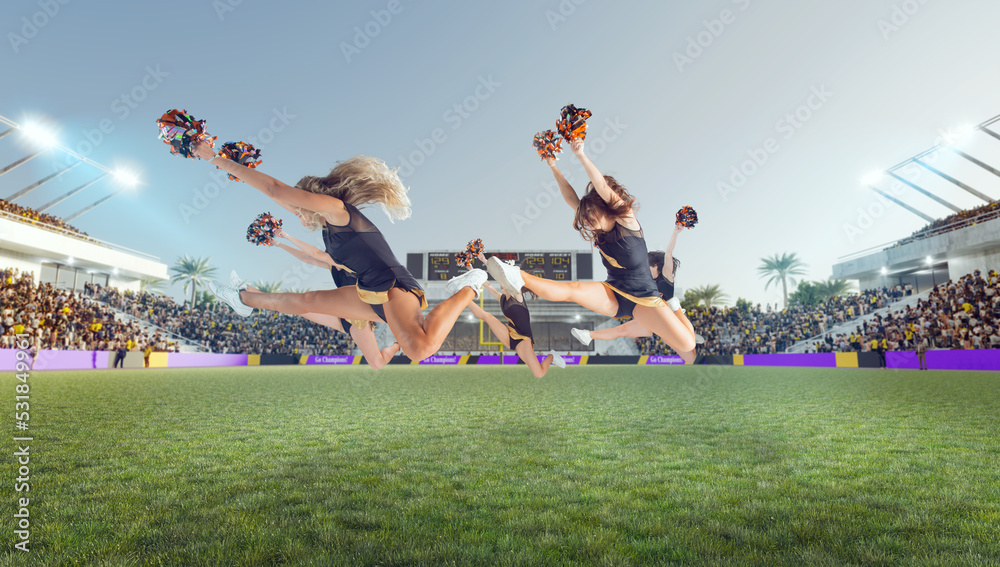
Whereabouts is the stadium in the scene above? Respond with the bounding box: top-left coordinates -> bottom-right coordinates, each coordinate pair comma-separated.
2,2 -> 999,565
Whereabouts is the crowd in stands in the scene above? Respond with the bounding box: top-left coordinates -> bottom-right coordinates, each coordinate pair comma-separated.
1,268 -> 151,354
84,283 -> 353,356
891,201 -> 1000,249
0,269 -> 354,357
0,198 -> 90,239
637,286 -> 912,356
803,269 -> 1000,354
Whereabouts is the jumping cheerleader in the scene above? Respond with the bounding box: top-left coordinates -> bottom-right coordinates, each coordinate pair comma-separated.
465,252 -> 566,378
570,223 -> 699,347
187,139 -> 486,363
488,139 -> 697,363
232,225 -> 400,369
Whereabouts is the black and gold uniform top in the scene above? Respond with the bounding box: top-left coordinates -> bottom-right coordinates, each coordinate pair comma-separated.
321,202 -> 425,307
500,294 -> 533,344
655,274 -> 675,301
596,222 -> 661,301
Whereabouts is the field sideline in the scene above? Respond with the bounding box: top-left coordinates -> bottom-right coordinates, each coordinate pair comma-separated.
2,365 -> 998,566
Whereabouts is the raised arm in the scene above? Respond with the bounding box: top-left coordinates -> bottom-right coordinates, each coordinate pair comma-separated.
546,158 -> 580,210
482,281 -> 503,302
663,224 -> 684,282
192,140 -> 349,226
278,228 -> 336,265
275,242 -> 332,269
570,139 -> 620,207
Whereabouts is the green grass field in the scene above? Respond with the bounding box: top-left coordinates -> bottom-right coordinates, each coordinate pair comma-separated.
2,365 -> 998,566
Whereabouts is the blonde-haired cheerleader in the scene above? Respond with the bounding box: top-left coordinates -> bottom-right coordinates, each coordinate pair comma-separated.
233,227 -> 400,369
189,140 -> 486,363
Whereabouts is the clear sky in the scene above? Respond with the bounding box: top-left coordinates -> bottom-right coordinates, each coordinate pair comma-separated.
3,0 -> 1000,306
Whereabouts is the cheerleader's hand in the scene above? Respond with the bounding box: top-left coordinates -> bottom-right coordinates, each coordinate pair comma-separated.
192,139 -> 216,161
544,156 -> 556,167
570,139 -> 585,156
275,227 -> 288,239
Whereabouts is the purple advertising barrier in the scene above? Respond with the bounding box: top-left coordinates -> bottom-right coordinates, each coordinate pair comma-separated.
537,354 -> 582,365
886,351 -> 920,370
167,352 -> 249,368
742,353 -> 836,368
0,349 -> 19,371
477,354 -> 520,365
926,349 -> 1000,371
418,354 -> 464,365
307,355 -> 357,365
645,355 -> 685,365
31,350 -> 110,370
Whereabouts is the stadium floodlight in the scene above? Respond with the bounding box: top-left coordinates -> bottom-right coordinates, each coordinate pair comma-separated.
113,168 -> 139,188
66,257 -> 75,265
881,267 -> 888,275
860,171 -> 884,186
926,256 -> 933,265
19,122 -> 58,148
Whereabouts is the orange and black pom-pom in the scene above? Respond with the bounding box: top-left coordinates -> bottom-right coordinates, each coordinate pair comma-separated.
466,238 -> 484,256
217,141 -> 263,182
676,206 -> 698,229
156,109 -> 216,159
247,212 -> 283,246
533,130 -> 563,161
556,104 -> 593,142
455,251 -> 473,270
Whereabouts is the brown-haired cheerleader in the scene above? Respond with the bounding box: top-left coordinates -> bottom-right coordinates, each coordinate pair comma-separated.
488,139 -> 697,362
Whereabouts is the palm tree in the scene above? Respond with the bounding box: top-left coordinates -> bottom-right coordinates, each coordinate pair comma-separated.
170,256 -> 218,307
815,279 -> 855,300
139,278 -> 167,296
682,285 -> 729,308
758,252 -> 808,309
253,280 -> 284,293
694,284 -> 729,308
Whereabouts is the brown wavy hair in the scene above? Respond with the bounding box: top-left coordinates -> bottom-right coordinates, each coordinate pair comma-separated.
572,176 -> 637,242
294,155 -> 411,229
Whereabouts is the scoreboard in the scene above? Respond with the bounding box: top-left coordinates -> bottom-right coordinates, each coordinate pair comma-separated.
425,251 -> 575,281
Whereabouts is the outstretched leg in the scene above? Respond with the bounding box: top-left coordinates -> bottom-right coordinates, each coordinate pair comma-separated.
632,305 -> 697,363
516,340 -> 552,378
348,325 -> 398,369
590,319 -> 654,341
467,302 -> 512,348
520,271 -> 619,318
240,287 -> 381,321
383,287 -> 477,362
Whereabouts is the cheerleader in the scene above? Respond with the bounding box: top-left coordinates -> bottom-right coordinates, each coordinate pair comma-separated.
571,223 -> 699,346
466,253 -> 565,378
187,140 -> 486,363
488,139 -> 697,362
232,227 -> 400,369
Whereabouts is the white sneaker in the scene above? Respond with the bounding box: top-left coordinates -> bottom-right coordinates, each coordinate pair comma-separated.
570,328 -> 592,346
666,297 -> 682,311
695,333 -> 705,344
446,269 -> 487,298
548,351 -> 566,368
208,280 -> 253,317
487,256 -> 524,296
229,269 -> 248,291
